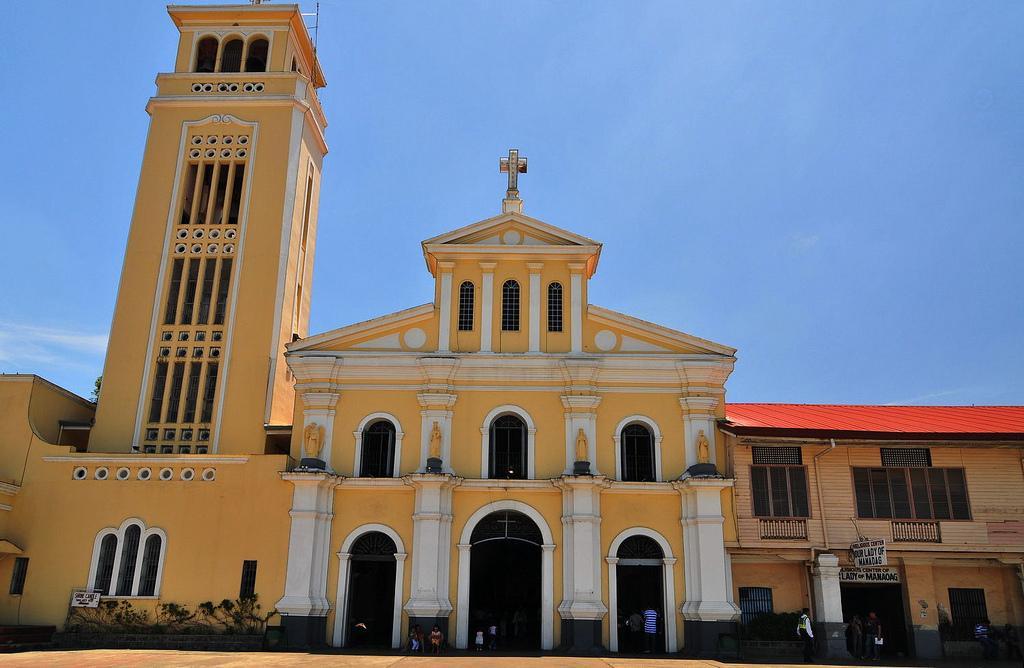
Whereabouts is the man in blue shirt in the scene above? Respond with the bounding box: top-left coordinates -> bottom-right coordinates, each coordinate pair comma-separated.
975,619 -> 997,659
642,606 -> 659,653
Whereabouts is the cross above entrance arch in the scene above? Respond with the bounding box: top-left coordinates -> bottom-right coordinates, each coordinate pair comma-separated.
606,527 -> 678,653
456,500 -> 555,650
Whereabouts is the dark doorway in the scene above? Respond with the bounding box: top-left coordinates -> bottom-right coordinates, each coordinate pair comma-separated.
615,535 -> 665,653
841,583 -> 908,657
468,510 -> 542,650
345,532 -> 397,648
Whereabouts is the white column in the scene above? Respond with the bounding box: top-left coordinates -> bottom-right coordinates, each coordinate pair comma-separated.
403,474 -> 458,627
606,556 -> 619,651
331,552 -> 351,647
455,543 -> 472,648
811,552 -> 843,623
276,471 -> 341,628
663,557 -> 679,652
302,391 -> 340,469
541,542 -> 556,650
437,262 -> 454,353
674,478 -> 740,622
528,262 -> 542,352
556,476 -> 609,637
479,262 -> 496,353
392,553 -> 408,648
679,396 -> 719,469
569,263 -> 584,354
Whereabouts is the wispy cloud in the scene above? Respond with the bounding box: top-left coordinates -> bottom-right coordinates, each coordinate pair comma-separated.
884,387 -> 981,406
0,323 -> 107,370
789,233 -> 820,252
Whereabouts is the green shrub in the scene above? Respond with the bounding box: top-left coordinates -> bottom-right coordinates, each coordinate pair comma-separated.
67,595 -> 273,635
742,611 -> 802,641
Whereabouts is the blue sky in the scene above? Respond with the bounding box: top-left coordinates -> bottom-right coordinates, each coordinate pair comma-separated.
2,1 -> 1022,404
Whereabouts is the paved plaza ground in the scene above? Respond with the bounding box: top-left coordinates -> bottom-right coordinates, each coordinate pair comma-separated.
0,651 -> 1019,668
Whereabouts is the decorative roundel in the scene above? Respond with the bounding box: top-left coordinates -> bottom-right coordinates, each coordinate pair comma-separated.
192,229 -> 204,238
235,149 -> 247,158
201,468 -> 216,482
115,467 -> 131,481
242,83 -> 255,92
594,329 -> 618,351
223,244 -> 235,253
191,244 -> 203,253
207,136 -> 219,145
180,468 -> 196,482
191,83 -> 203,93
176,229 -> 189,240
220,148 -> 232,159
158,467 -> 174,481
72,466 -> 88,480
403,327 -> 427,349
207,244 -> 219,253
209,229 -> 221,239
205,149 -> 217,159
238,135 -> 249,145
501,229 -> 522,245
253,83 -> 265,92
94,467 -> 109,481
217,83 -> 228,93
223,136 -> 233,145
137,468 -> 152,481
191,136 -> 204,145
189,148 -> 202,159
175,243 -> 187,254
202,83 -> 214,93
224,229 -> 237,239
228,83 -> 239,93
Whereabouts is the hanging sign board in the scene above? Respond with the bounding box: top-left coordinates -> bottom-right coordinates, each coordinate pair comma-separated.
70,591 -> 101,608
851,538 -> 887,567
840,567 -> 901,584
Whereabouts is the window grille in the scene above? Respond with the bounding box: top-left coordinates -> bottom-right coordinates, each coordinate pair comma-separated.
360,420 -> 396,478
501,280 -> 520,331
115,525 -> 141,596
547,282 -> 563,332
881,447 -> 931,468
351,532 -> 398,560
148,362 -> 169,424
853,467 -> 970,520
93,535 -> 117,595
196,260 -> 217,324
138,535 -> 162,596
163,259 -> 184,325
751,465 -> 809,518
220,39 -> 243,72
738,587 -> 774,625
489,414 -> 526,479
620,424 -> 655,482
180,259 -> 201,324
9,558 -> 28,595
458,282 -> 474,331
200,363 -> 219,423
213,259 -> 232,325
752,446 -> 802,465
948,588 -> 988,641
616,535 -> 663,560
181,362 -> 202,423
165,363 -> 186,423
470,510 -> 543,546
239,560 -> 258,599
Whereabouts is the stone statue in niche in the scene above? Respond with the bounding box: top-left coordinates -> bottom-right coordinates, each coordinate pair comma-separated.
573,427 -> 591,476
426,420 -> 443,473
683,428 -> 720,479
300,422 -> 325,470
697,429 -> 710,464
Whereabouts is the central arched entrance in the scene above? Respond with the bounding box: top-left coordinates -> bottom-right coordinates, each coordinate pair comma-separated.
345,531 -> 397,648
468,510 -> 542,650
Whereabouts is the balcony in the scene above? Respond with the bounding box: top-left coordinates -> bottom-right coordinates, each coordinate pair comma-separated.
759,518 -> 808,540
892,520 -> 941,543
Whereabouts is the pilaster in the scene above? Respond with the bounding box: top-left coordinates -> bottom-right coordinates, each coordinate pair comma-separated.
528,262 -> 543,352
437,261 -> 454,353
811,552 -> 848,658
568,263 -> 584,354
403,473 -> 461,635
479,262 -> 496,352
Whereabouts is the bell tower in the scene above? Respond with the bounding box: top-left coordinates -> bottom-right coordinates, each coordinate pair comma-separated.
90,3 -> 328,455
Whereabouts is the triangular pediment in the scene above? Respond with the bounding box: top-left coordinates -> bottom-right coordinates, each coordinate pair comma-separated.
423,211 -> 600,248
287,303 -> 437,353
587,305 -> 736,357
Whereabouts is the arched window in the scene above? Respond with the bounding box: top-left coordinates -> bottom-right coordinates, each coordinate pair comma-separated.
138,535 -> 163,596
93,534 -> 117,595
115,524 -> 141,596
245,38 -> 269,72
194,37 -> 218,73
360,420 -> 396,478
501,280 -> 520,331
351,531 -> 397,559
220,38 -> 244,72
547,282 -> 563,332
616,534 -> 664,561
458,281 -> 474,331
621,423 -> 655,482
489,414 -> 526,479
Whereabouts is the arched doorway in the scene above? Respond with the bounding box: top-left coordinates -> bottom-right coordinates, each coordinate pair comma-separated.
607,529 -> 678,653
345,531 -> 397,648
468,510 -> 542,650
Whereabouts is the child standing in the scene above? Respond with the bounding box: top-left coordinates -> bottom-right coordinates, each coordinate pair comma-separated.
475,629 -> 485,651
430,625 -> 443,654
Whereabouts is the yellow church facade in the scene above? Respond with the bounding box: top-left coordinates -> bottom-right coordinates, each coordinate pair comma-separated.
1,2 -> 1021,660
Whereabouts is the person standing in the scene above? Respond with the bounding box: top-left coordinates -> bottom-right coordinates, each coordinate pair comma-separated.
429,625 -> 443,655
797,608 -> 815,663
642,605 -> 659,653
849,615 -> 864,659
865,612 -> 882,660
628,610 -> 644,653
488,623 -> 498,650
974,618 -> 997,660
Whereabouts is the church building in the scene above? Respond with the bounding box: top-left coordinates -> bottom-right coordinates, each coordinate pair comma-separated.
0,3 -> 1020,659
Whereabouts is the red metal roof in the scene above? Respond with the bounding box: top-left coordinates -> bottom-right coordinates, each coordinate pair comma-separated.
723,404 -> 1024,440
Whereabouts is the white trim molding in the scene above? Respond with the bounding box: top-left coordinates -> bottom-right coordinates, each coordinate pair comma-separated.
612,415 -> 664,482
455,499 -> 554,650
332,523 -> 407,648
479,404 -> 537,479
606,527 -> 678,653
352,412 -> 404,478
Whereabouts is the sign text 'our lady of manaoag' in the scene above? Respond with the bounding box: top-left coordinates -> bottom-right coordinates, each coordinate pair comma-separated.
851,538 -> 887,567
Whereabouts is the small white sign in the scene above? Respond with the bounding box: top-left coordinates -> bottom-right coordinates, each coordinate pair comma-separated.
851,538 -> 887,567
71,591 -> 101,608
840,567 -> 901,584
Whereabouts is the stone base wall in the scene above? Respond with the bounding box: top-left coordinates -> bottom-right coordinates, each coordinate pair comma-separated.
52,633 -> 263,651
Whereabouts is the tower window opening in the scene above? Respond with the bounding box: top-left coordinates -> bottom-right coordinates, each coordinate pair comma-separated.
148,361 -> 169,423
211,164 -> 229,224
245,38 -> 269,73
181,362 -> 202,423
179,164 -> 198,225
163,259 -> 184,325
220,39 -> 243,72
179,259 -> 201,324
194,37 -> 218,73
165,362 -> 186,423
196,259 -> 216,324
196,164 -> 214,223
213,258 -> 232,325
200,362 -> 219,423
227,164 -> 245,225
